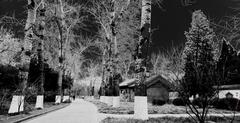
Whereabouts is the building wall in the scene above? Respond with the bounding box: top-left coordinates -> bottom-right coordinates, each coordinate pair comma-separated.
147,87 -> 169,102
219,90 -> 240,99
120,81 -> 170,102
169,91 -> 179,100
120,88 -> 134,102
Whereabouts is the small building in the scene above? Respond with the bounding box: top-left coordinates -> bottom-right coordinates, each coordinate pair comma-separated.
119,75 -> 172,103
218,84 -> 240,99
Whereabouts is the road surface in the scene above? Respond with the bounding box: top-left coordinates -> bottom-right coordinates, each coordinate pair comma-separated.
25,99 -> 99,123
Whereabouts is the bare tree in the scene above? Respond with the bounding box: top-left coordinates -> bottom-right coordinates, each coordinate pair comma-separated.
0,28 -> 21,66
8,0 -> 39,114
88,0 -> 132,107
212,14 -> 240,50
31,0 -> 46,109
132,0 -> 151,120
43,0 -> 87,103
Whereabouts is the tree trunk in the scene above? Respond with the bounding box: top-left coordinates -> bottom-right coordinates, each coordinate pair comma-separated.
134,0 -> 151,120
100,47 -> 106,102
22,0 -> 37,94
104,0 -> 117,106
110,0 -> 121,107
8,0 -> 37,114
37,0 -> 45,95
56,68 -> 63,104
35,2 -> 45,109
55,0 -> 65,104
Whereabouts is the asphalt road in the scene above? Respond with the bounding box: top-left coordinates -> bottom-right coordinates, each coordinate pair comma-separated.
25,99 -> 99,123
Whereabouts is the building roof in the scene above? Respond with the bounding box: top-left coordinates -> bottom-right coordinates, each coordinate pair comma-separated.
216,84 -> 240,90
119,75 -> 172,90
119,78 -> 136,87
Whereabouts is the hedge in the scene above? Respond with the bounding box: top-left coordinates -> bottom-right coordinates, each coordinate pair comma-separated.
152,99 -> 166,106
173,98 -> 186,106
213,98 -> 240,111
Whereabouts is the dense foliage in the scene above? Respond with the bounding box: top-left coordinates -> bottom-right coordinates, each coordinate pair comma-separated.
217,39 -> 240,85
182,10 -> 218,98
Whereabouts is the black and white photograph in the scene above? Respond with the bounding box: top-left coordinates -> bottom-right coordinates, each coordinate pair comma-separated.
0,0 -> 240,123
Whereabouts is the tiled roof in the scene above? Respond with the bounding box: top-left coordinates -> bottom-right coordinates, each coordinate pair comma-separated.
216,84 -> 240,90
119,74 -> 172,89
119,78 -> 136,87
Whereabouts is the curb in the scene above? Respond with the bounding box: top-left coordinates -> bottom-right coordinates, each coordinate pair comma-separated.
12,103 -> 70,123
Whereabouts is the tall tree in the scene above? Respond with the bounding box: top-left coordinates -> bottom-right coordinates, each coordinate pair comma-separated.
88,0 -> 131,107
133,0 -> 151,120
34,0 -> 46,109
117,0 -> 140,79
8,0 -> 37,114
181,10 -> 218,123
44,0 -> 87,103
183,10 -> 217,98
55,0 -> 65,104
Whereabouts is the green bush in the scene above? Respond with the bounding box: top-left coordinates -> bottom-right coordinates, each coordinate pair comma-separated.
44,91 -> 56,102
192,98 -> 219,108
214,98 -> 240,111
0,64 -> 20,91
210,98 -> 219,106
0,89 -> 12,115
152,99 -> 166,106
172,98 -> 186,106
192,98 -> 201,107
192,98 -> 208,108
25,96 -> 37,103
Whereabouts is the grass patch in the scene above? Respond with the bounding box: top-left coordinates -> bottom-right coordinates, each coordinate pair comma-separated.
88,99 -> 134,114
86,98 -> 239,114
101,116 -> 240,123
101,117 -> 194,123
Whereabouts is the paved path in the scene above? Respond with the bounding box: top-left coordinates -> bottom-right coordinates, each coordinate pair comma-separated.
25,99 -> 100,123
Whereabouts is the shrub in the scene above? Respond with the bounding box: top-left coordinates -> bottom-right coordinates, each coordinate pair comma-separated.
25,86 -> 38,103
0,89 -> 12,115
173,98 -> 186,106
44,91 -> 56,102
152,99 -> 166,106
214,98 -> 240,111
0,64 -> 20,91
189,97 -> 219,108
210,98 -> 219,106
192,98 -> 202,108
25,96 -> 36,103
